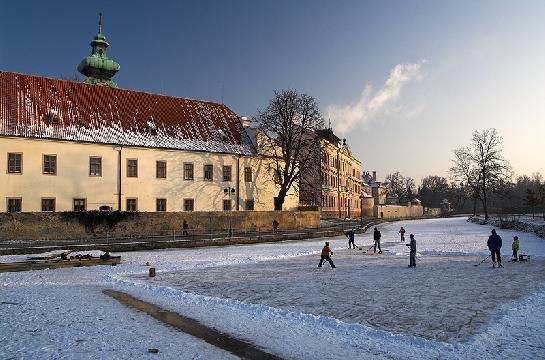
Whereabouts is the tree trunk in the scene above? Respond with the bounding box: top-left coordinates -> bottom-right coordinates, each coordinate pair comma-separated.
274,197 -> 283,211
482,173 -> 489,220
274,189 -> 288,211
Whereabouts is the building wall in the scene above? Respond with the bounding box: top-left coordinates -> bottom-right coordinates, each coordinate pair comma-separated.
374,204 -> 424,219
371,185 -> 388,205
361,197 -> 374,217
0,136 -> 298,212
320,140 -> 362,219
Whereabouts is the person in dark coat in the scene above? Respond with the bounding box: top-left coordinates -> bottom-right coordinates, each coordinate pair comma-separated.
399,227 -> 406,242
373,227 -> 382,254
406,234 -> 417,267
487,229 -> 503,268
182,220 -> 189,237
272,220 -> 279,233
346,229 -> 356,249
318,242 -> 336,268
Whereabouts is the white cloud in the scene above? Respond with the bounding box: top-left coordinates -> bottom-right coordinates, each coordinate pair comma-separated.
327,61 -> 426,134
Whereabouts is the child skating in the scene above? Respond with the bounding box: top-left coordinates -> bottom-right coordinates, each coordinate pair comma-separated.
318,242 -> 336,268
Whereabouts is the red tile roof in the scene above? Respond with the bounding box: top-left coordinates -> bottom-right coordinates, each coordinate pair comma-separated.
0,71 -> 254,155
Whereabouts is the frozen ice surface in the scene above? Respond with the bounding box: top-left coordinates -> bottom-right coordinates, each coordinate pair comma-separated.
0,285 -> 236,360
153,251 -> 545,343
2,217 -> 545,359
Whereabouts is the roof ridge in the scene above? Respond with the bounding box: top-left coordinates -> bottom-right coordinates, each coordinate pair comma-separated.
0,70 -> 228,109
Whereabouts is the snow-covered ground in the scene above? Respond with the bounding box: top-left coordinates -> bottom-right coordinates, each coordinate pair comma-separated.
1,217 -> 545,359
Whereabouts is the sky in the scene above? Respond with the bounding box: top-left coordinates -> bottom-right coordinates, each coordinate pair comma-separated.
1,0 -> 544,183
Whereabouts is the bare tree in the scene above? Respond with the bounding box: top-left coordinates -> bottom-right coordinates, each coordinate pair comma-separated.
385,171 -> 416,204
253,89 -> 324,210
404,177 -> 416,200
449,129 -> 512,219
418,175 -> 449,207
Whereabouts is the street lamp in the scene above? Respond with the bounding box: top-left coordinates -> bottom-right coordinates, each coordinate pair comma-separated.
224,187 -> 235,237
359,195 -> 364,227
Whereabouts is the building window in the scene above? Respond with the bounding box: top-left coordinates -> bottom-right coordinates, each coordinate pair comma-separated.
245,199 -> 254,211
183,199 -> 194,211
273,169 -> 281,184
41,198 -> 56,212
244,167 -> 252,182
126,198 -> 138,212
223,199 -> 232,211
43,155 -> 57,175
7,153 -> 22,174
126,159 -> 138,177
156,198 -> 167,212
73,198 -> 86,212
204,164 -> 213,181
184,163 -> 194,180
223,165 -> 232,182
7,198 -> 22,212
89,157 -> 102,176
156,161 -> 167,179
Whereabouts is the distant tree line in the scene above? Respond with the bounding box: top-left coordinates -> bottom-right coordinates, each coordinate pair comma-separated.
381,129 -> 544,219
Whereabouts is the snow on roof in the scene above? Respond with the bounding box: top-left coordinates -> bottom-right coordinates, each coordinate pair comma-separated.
0,71 -> 255,155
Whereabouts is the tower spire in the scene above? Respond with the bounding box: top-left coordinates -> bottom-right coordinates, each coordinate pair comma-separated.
77,13 -> 120,88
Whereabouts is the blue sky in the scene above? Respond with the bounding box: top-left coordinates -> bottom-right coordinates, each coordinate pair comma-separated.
1,1 -> 544,182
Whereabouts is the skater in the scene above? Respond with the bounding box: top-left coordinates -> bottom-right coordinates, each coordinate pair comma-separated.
487,229 -> 503,268
346,229 -> 356,249
182,220 -> 189,237
318,242 -> 336,268
512,236 -> 520,262
272,219 -> 279,233
399,227 -> 406,242
373,227 -> 382,254
406,234 -> 416,267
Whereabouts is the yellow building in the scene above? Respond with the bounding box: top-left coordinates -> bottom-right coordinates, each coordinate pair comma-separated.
299,129 -> 362,219
0,20 -> 301,213
0,71 -> 297,213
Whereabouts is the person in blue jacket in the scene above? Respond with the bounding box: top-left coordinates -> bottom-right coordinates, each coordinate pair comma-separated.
487,229 -> 503,268
346,229 -> 356,249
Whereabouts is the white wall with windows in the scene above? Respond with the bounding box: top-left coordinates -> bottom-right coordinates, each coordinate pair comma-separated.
0,137 -> 298,212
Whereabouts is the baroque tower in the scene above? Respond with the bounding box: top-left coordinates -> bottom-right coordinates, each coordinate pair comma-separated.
77,13 -> 120,87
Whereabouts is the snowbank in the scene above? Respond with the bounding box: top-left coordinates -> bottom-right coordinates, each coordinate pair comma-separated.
1,217 -> 545,359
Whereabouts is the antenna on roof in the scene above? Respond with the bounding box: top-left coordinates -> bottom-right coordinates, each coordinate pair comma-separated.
98,12 -> 103,33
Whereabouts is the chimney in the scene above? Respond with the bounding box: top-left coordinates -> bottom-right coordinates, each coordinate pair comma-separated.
372,171 -> 377,181
342,138 -> 347,146
241,116 -> 251,128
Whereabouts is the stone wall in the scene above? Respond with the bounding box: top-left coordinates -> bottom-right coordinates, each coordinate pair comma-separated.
374,204 -> 424,219
0,211 -> 320,241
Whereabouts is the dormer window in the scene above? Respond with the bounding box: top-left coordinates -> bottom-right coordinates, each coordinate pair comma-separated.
216,129 -> 228,142
146,120 -> 157,135
44,109 -> 60,125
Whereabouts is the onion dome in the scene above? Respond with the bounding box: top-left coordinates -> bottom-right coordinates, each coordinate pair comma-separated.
77,13 -> 120,88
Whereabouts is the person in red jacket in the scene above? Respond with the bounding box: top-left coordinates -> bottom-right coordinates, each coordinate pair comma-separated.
318,242 -> 336,268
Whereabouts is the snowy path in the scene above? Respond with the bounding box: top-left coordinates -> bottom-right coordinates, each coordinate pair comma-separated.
1,217 -> 545,359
